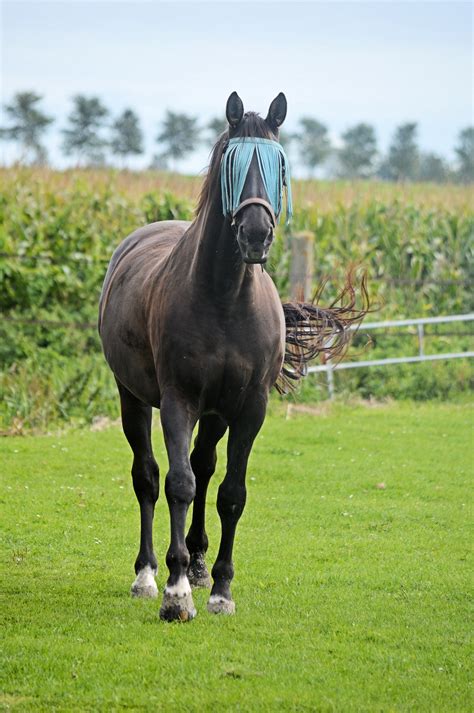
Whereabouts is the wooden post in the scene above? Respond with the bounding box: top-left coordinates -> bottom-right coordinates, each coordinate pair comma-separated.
417,323 -> 425,356
290,231 -> 314,301
321,351 -> 335,400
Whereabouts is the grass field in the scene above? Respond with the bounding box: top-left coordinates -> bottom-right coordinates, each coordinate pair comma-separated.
1,402 -> 472,712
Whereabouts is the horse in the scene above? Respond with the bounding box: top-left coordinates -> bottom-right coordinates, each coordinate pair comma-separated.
99,92 -> 367,622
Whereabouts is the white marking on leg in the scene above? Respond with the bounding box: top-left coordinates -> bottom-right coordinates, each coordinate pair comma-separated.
164,575 -> 191,598
207,594 -> 236,614
134,564 -> 157,588
131,565 -> 158,597
160,576 -> 197,620
208,594 -> 226,605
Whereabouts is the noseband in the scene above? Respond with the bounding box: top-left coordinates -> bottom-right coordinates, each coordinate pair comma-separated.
231,197 -> 277,228
221,137 -> 293,226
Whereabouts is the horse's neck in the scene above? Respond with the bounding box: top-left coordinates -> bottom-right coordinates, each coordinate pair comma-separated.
189,199 -> 252,301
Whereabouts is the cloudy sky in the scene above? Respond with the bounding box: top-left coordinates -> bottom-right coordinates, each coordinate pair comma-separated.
1,0 -> 472,173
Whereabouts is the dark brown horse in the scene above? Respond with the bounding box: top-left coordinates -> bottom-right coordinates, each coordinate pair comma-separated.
99,92 -> 367,621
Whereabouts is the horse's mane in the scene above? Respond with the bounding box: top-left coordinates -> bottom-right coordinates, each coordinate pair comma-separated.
196,112 -> 275,218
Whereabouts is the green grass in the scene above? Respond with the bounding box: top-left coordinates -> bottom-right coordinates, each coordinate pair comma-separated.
1,402 -> 472,712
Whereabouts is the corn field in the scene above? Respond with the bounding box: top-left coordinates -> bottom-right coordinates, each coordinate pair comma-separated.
1,168 -> 472,432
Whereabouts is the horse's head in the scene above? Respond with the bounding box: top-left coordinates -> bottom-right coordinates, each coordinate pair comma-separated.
221,92 -> 292,264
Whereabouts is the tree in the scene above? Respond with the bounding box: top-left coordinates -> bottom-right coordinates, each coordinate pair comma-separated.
278,129 -> 293,153
386,123 -> 419,181
417,152 -> 449,183
149,154 -> 169,171
62,95 -> 109,166
338,123 -> 377,179
156,111 -> 200,170
207,116 -> 227,146
293,117 -> 331,176
110,109 -> 144,165
454,127 -> 474,183
0,91 -> 53,164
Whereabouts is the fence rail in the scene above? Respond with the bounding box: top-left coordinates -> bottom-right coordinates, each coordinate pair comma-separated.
348,313 -> 474,330
309,312 -> 474,398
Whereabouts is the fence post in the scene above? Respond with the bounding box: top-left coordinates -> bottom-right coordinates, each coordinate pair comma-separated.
289,232 -> 335,399
290,231 -> 314,301
321,339 -> 336,400
325,360 -> 335,400
417,324 -> 425,356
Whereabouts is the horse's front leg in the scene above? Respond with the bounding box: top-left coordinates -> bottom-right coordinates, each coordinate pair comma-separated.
159,392 -> 198,622
186,414 -> 228,588
208,394 -> 267,615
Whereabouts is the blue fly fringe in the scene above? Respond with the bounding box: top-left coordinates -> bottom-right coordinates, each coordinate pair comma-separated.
220,137 -> 293,223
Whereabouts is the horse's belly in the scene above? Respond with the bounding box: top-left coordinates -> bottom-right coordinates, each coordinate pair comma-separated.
100,314 -> 161,405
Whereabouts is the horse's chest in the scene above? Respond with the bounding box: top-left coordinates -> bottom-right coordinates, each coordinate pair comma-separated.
158,288 -> 285,412
213,316 -> 284,390
172,317 -> 279,397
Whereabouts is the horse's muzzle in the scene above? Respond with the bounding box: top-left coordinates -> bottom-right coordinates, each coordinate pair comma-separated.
243,253 -> 268,265
237,225 -> 273,265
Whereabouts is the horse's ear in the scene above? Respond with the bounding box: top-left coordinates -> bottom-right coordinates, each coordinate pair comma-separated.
266,93 -> 287,130
226,92 -> 244,128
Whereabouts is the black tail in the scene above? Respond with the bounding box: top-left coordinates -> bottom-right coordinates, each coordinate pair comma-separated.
276,270 -> 371,394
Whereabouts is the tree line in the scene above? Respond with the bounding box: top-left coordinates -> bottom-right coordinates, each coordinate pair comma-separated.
1,91 -> 473,182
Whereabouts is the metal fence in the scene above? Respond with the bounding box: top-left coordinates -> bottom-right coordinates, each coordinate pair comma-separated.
308,313 -> 474,399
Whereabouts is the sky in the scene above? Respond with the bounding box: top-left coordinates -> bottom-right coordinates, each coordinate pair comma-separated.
0,0 -> 472,174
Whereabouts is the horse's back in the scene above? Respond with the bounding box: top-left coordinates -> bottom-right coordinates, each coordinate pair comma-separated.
100,220 -> 190,313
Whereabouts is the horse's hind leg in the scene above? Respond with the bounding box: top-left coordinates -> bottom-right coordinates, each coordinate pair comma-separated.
186,414 -> 227,588
117,380 -> 159,599
208,396 -> 267,615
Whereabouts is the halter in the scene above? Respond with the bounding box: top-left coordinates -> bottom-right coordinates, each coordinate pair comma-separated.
220,137 -> 293,226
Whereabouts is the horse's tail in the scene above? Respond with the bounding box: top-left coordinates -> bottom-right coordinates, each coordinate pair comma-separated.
276,269 -> 371,394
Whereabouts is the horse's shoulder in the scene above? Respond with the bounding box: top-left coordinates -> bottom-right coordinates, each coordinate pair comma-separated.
105,220 -> 190,276
100,220 -> 192,322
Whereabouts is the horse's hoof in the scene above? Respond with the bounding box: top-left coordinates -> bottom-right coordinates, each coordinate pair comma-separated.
189,573 -> 211,589
187,553 -> 211,589
207,594 -> 236,615
131,565 -> 158,599
159,577 -> 196,622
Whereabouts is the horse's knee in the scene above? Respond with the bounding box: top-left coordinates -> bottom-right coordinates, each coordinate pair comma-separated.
217,482 -> 246,521
165,466 -> 196,505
